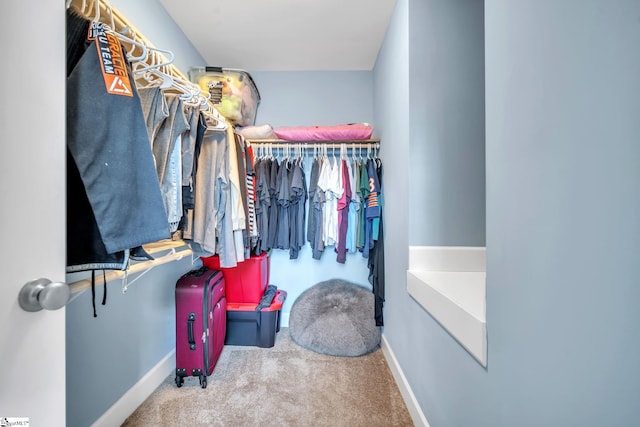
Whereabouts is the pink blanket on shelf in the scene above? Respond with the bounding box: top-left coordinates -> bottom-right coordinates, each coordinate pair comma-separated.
273,123 -> 374,141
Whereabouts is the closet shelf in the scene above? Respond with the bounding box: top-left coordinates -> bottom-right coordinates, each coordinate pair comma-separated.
246,138 -> 379,144
246,138 -> 380,149
67,240 -> 195,294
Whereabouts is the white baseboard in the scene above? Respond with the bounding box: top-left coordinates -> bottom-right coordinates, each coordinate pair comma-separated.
381,334 -> 430,427
91,350 -> 176,427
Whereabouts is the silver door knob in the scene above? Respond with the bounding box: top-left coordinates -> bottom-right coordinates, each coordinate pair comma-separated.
18,278 -> 71,312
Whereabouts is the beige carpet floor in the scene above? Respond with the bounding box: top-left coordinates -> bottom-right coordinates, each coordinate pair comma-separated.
122,328 -> 413,427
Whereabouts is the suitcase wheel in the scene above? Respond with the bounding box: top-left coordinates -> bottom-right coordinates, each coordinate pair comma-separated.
175,375 -> 184,388
199,375 -> 207,389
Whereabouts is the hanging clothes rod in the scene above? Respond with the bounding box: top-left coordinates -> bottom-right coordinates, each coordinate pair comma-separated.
246,139 -> 380,150
67,241 -> 195,294
68,0 -> 190,83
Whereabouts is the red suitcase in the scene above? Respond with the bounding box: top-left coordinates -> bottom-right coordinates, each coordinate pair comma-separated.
175,266 -> 226,388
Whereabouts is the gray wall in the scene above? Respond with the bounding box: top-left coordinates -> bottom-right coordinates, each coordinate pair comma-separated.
109,0 -> 205,73
252,71 -> 374,128
484,0 -> 640,424
372,0 -> 414,385
66,256 -> 196,427
376,0 -> 640,425
409,0 -> 485,246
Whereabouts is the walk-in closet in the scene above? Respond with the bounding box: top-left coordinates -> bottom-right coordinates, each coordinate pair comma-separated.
9,0 -> 628,426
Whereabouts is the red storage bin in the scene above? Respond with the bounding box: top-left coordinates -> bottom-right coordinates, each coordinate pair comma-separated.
201,252 -> 270,304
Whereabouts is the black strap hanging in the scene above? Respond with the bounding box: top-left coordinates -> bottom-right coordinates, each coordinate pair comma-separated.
102,270 -> 107,306
91,270 -> 97,318
91,270 -> 108,318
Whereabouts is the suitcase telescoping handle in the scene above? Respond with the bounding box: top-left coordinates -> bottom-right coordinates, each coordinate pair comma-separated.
188,312 -> 196,350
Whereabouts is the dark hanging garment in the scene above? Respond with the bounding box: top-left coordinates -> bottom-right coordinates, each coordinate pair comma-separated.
243,141 -> 259,252
336,159 -> 352,264
362,158 -> 381,259
259,158 -> 272,253
254,158 -> 269,253
368,161 -> 384,326
235,134 -> 250,257
306,157 -> 321,247
266,159 -> 280,250
295,158 -> 308,258
275,159 -> 291,250
66,10 -> 170,273
368,213 -> 385,326
289,158 -> 307,259
311,158 -> 327,260
180,112 -> 207,233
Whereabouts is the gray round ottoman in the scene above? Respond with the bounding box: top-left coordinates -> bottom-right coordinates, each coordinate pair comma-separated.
288,279 -> 381,357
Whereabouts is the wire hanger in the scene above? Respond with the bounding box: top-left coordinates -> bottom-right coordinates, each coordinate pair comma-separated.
92,0 -> 100,21
87,1 -> 150,63
113,28 -> 149,62
133,62 -> 174,89
132,44 -> 175,74
202,99 -> 228,131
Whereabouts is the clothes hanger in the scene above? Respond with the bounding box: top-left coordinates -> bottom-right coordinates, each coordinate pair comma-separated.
114,30 -> 150,63
201,100 -> 228,131
92,0 -> 100,21
200,94 -> 226,128
94,1 -> 150,63
132,44 -> 175,74
131,58 -> 172,89
172,75 -> 203,105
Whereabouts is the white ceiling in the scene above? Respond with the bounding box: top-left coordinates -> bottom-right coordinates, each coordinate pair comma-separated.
159,0 -> 397,71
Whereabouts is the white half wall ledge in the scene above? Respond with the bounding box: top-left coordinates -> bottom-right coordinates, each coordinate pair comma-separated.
407,246 -> 487,367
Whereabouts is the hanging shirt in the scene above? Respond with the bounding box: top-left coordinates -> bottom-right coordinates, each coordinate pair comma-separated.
368,160 -> 385,326
266,158 -> 280,250
138,85 -> 169,149
181,105 -> 202,186
192,127 -> 235,265
363,158 -> 381,258
306,156 -> 321,247
309,157 -> 326,260
255,157 -> 272,253
336,158 -> 352,263
289,157 -> 307,259
152,93 -> 188,188
180,112 -> 207,237
275,159 -> 291,250
319,156 -> 342,247
244,142 -> 259,251
357,160 -> 369,250
66,10 -> 169,272
346,159 -> 361,253
227,126 -> 246,263
163,134 -> 183,232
